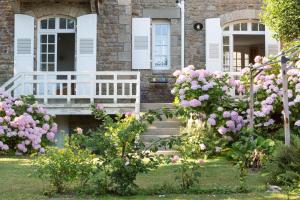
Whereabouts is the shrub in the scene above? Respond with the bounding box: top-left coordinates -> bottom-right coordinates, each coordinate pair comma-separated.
265,135 -> 300,194
72,105 -> 162,195
228,130 -> 276,190
240,57 -> 300,138
171,156 -> 204,190
32,146 -> 96,193
0,94 -> 57,154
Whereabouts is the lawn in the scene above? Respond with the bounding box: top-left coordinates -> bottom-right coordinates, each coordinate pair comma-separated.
0,156 -> 299,200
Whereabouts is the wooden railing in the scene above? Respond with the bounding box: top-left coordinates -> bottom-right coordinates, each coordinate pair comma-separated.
0,71 -> 141,113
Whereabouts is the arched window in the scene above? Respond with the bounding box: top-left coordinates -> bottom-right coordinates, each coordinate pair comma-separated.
38,17 -> 76,72
222,20 -> 266,72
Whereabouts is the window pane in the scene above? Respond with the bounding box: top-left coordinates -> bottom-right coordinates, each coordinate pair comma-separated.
48,35 -> 55,43
41,35 -> 47,43
60,18 -> 66,29
259,24 -> 265,31
48,18 -> 55,29
233,24 -> 240,31
252,23 -> 258,31
48,64 -> 55,71
223,36 -> 229,45
42,44 -> 47,52
67,19 -> 75,29
48,54 -> 55,62
41,19 -> 47,29
48,44 -> 55,53
41,64 -> 47,71
41,54 -> 47,62
241,23 -> 247,31
223,26 -> 229,31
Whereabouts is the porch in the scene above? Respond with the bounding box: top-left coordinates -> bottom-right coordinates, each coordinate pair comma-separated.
0,71 -> 140,115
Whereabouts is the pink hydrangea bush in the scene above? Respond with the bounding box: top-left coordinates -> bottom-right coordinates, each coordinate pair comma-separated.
172,65 -> 248,137
240,56 -> 300,136
171,65 -> 251,156
0,93 -> 57,154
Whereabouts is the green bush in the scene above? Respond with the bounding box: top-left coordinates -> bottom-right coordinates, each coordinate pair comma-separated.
72,106 -> 163,195
265,135 -> 300,193
32,146 -> 96,193
228,130 -> 275,190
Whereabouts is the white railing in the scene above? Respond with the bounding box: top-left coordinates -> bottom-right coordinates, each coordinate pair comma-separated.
0,71 -> 141,113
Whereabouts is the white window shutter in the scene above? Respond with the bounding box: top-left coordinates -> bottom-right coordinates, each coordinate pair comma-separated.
76,14 -> 97,95
76,14 -> 97,72
132,18 -> 151,69
14,14 -> 34,75
205,18 -> 222,72
265,26 -> 280,57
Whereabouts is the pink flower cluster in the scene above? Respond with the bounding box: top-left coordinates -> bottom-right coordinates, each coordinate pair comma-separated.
172,65 -> 232,109
0,92 -> 57,154
246,68 -> 300,128
218,111 -> 246,135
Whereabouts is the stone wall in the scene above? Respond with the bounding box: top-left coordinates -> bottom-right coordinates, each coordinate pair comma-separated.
0,0 -> 14,85
131,0 -> 262,102
0,0 -> 263,103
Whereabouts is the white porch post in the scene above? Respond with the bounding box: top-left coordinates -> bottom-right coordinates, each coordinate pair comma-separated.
177,0 -> 185,69
135,72 -> 141,119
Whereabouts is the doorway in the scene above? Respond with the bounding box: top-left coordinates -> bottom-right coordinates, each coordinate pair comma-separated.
233,35 -> 265,72
57,33 -> 75,72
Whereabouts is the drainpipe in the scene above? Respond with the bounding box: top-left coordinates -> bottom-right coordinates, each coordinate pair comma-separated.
177,0 -> 185,70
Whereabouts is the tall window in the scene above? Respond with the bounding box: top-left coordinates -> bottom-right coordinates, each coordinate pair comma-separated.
152,20 -> 171,70
38,17 -> 76,72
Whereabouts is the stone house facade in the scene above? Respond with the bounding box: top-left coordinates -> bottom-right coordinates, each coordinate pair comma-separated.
0,0 -> 280,134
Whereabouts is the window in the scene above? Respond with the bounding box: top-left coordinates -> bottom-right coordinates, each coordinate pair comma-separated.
223,36 -> 230,72
40,17 -> 76,30
40,34 -> 56,71
252,23 -> 265,31
38,17 -> 76,72
152,21 -> 171,70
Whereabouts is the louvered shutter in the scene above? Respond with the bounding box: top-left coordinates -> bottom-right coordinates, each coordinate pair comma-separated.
132,18 -> 151,69
205,18 -> 222,72
14,14 -> 34,97
76,14 -> 97,95
14,14 -> 34,75
265,26 -> 280,57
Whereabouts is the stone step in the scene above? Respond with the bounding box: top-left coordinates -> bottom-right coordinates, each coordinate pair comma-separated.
143,127 -> 180,136
140,134 -> 174,142
141,103 -> 174,111
149,120 -> 182,128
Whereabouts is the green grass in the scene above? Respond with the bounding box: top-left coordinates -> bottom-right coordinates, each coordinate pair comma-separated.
0,156 -> 299,200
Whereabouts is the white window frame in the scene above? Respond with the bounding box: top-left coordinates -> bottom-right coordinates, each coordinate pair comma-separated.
222,20 -> 265,73
151,20 -> 171,71
37,17 -> 76,72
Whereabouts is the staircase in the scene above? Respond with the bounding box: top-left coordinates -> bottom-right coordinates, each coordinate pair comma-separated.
142,120 -> 181,154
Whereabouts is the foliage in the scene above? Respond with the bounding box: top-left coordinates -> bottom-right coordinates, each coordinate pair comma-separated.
261,0 -> 300,43
0,93 -> 57,154
162,117 -> 226,159
32,146 -> 96,193
265,135 -> 300,194
170,65 -> 249,154
166,155 -> 204,190
72,105 -> 163,195
240,56 -> 300,138
228,130 -> 276,190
